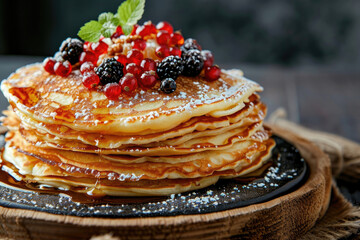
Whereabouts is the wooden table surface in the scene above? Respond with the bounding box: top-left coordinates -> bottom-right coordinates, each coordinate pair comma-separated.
0,56 -> 359,208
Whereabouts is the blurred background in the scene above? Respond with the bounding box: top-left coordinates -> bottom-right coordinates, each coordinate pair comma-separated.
1,0 -> 360,66
0,0 -> 359,142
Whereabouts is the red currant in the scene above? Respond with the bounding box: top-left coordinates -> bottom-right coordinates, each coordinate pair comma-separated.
79,51 -> 98,65
156,31 -> 171,45
82,73 -> 100,89
104,83 -> 122,100
131,39 -> 146,51
91,41 -> 108,55
127,49 -> 143,65
43,57 -> 56,74
120,73 -> 138,93
204,66 -> 221,82
116,54 -> 128,66
125,63 -> 143,78
130,24 -> 139,35
155,45 -> 170,59
140,58 -> 157,71
202,50 -> 214,68
80,62 -> 95,75
140,71 -> 157,88
83,41 -> 91,52
136,22 -> 157,37
112,26 -> 123,38
170,47 -> 181,57
156,21 -> 173,34
170,32 -> 184,46
54,60 -> 72,77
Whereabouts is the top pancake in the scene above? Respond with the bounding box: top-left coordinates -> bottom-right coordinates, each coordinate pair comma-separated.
1,64 -> 262,134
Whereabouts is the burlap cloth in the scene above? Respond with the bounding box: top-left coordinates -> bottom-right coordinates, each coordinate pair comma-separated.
1,109 -> 360,239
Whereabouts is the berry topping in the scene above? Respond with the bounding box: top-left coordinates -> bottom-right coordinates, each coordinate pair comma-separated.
170,32 -> 184,46
83,41 -> 91,52
82,72 -> 100,89
136,22 -> 157,37
111,26 -> 123,38
156,21 -> 173,34
91,40 -> 108,55
43,57 -> 56,74
125,63 -> 143,78
182,49 -> 204,77
96,57 -> 124,85
80,62 -> 95,74
155,45 -> 170,59
54,60 -> 72,77
160,78 -> 176,94
59,38 -> 83,65
131,39 -> 147,51
140,71 -> 157,88
181,38 -> 202,54
170,47 -> 181,57
141,58 -> 157,71
201,50 -> 214,68
156,31 -> 171,45
205,66 -> 221,82
79,51 -> 98,65
156,55 -> 184,80
130,24 -> 139,35
120,73 -> 138,93
127,49 -> 144,65
104,83 -> 122,100
116,54 -> 128,66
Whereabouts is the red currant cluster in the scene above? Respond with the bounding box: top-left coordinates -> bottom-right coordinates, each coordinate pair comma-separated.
202,50 -> 221,82
82,39 -> 109,64
80,57 -> 158,100
43,58 -> 72,77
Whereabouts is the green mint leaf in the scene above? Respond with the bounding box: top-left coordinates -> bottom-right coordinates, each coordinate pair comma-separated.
117,0 -> 145,35
99,14 -> 120,38
111,17 -> 120,27
122,25 -> 133,35
78,0 -> 146,41
101,21 -> 117,38
98,12 -> 114,24
78,20 -> 102,42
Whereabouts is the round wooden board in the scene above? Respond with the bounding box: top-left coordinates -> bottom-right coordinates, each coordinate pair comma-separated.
0,125 -> 332,240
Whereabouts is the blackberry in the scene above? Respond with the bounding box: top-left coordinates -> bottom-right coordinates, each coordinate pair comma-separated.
181,38 -> 201,56
182,49 -> 204,76
59,38 -> 83,65
96,58 -> 124,85
156,56 -> 184,80
160,78 -> 177,94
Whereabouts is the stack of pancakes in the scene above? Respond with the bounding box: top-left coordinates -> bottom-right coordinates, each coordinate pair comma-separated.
0,64 -> 275,196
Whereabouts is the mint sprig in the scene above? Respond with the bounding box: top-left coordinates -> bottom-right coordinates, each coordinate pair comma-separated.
117,0 -> 145,35
78,0 -> 145,42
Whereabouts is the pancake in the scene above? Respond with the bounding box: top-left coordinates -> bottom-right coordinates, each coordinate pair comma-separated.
16,111 -> 266,156
0,156 -> 220,197
1,130 -> 274,196
4,129 -> 274,180
1,65 -> 262,134
6,95 -> 265,150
